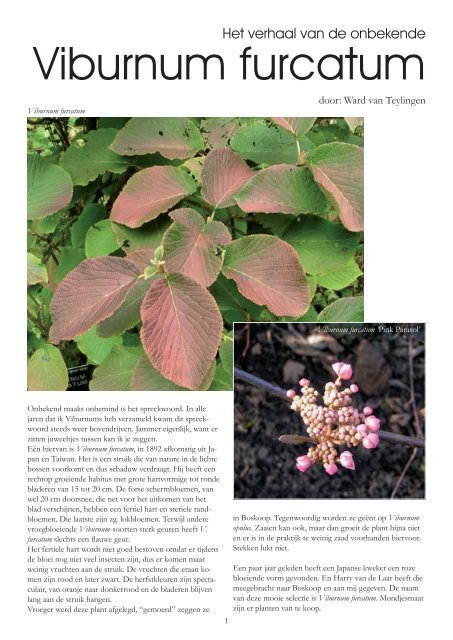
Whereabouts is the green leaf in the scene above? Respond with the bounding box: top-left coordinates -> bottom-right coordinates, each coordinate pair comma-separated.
317,296 -> 364,322
257,304 -> 318,322
31,211 -> 61,234
219,332 -> 233,374
27,345 -> 68,391
295,305 -> 318,322
209,363 -> 233,391
71,203 -> 106,247
254,213 -> 297,237
75,327 -> 122,365
112,216 -> 172,251
231,120 -> 298,165
209,274 -> 261,317
85,220 -> 120,258
60,128 -> 130,186
98,117 -> 130,129
27,154 -> 73,220
317,261 -> 362,290
130,356 -> 186,390
236,165 -> 326,214
282,215 -> 361,277
89,345 -> 142,390
27,253 -> 48,286
55,247 -> 86,283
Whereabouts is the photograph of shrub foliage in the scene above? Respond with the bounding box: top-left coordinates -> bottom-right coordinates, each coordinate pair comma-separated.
27,117 -> 364,391
234,323 -> 425,500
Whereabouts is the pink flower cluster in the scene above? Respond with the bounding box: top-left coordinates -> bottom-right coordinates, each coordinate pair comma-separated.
287,363 -> 381,476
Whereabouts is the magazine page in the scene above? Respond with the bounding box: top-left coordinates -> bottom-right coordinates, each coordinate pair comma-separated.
5,0 -> 451,638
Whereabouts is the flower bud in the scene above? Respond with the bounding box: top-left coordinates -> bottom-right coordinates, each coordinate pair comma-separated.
363,433 -> 380,449
350,384 -> 359,393
365,416 -> 380,432
296,456 -> 311,473
299,378 -> 310,387
324,463 -> 338,476
357,423 -> 368,437
363,406 -> 373,416
332,362 -> 353,380
286,389 -> 296,399
339,451 -> 355,470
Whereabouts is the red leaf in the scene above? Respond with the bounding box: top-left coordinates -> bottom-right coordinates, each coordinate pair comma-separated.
201,148 -> 254,209
110,166 -> 197,228
222,235 -> 309,317
140,273 -> 223,390
49,257 -> 140,344
307,143 -> 364,231
163,208 -> 231,286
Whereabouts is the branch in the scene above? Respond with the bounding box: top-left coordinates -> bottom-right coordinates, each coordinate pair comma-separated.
234,367 -> 425,449
390,448 -> 418,499
53,119 -> 70,150
408,335 -> 423,439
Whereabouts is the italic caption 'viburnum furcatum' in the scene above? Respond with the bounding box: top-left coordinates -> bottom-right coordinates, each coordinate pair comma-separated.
286,362 -> 380,476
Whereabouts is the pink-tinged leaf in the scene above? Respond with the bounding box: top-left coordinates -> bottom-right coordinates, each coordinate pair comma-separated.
201,118 -> 240,149
49,257 -> 140,344
130,355 -> 216,391
163,208 -> 231,287
201,148 -> 254,209
110,166 -> 197,228
97,277 -> 150,337
124,249 -> 155,272
222,235 -> 309,317
307,142 -> 364,231
344,117 -> 363,132
140,273 -> 223,390
272,117 -> 316,138
235,164 -> 326,214
110,117 -> 204,159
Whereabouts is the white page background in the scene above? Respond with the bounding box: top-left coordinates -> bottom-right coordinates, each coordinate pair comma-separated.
3,1 -> 451,638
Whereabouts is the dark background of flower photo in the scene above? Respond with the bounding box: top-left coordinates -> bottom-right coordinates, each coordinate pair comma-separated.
234,323 -> 425,499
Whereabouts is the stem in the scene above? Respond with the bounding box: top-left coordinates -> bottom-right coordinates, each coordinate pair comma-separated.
234,367 -> 425,449
53,119 -> 70,150
185,197 -> 212,213
295,137 -> 301,162
390,448 -> 418,499
408,335 -> 423,439
27,311 -> 47,338
27,290 -> 42,310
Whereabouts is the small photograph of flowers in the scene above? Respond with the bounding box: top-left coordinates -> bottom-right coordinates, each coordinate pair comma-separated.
234,323 -> 425,499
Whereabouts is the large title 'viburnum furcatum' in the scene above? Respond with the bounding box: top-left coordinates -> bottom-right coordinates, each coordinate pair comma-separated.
286,362 -> 380,476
